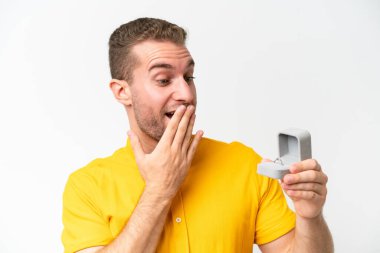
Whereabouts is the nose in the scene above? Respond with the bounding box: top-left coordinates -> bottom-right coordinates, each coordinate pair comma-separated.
172,77 -> 195,105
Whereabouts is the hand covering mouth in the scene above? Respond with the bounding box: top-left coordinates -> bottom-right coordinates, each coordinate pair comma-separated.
165,105 -> 193,119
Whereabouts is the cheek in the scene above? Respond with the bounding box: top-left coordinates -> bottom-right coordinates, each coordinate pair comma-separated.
148,90 -> 165,101
192,85 -> 197,104
143,87 -> 170,110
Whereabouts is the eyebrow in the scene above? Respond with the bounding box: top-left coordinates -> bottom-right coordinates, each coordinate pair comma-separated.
148,59 -> 195,72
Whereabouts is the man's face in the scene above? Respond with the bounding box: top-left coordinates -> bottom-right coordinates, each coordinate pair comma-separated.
128,40 -> 197,142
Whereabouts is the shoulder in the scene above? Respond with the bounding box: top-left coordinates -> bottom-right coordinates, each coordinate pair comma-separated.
192,137 -> 263,177
66,146 -> 131,188
197,137 -> 262,163
192,137 -> 269,200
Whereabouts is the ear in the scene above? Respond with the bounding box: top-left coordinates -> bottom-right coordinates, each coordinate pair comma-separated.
109,79 -> 132,106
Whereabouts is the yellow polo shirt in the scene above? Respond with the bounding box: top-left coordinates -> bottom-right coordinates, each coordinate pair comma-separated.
62,137 -> 295,253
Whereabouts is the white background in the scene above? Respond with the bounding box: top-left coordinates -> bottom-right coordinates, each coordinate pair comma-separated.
0,0 -> 379,252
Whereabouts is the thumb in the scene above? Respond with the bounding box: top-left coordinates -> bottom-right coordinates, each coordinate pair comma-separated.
128,130 -> 144,161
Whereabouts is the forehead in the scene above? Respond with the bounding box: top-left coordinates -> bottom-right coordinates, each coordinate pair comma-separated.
132,40 -> 193,70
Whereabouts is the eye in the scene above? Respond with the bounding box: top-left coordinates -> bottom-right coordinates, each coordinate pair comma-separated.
184,76 -> 196,83
157,79 -> 171,86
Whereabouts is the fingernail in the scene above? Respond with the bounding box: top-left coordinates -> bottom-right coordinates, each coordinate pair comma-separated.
289,165 -> 297,173
284,175 -> 292,183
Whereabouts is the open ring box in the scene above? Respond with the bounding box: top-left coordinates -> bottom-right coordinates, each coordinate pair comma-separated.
257,128 -> 312,179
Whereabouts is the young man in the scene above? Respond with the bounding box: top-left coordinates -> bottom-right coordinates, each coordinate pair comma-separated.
62,18 -> 333,253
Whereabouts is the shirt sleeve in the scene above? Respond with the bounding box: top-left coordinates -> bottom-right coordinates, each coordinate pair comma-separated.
62,171 -> 113,253
254,171 -> 296,245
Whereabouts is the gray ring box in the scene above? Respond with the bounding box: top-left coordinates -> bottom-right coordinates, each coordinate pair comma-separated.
257,128 -> 312,179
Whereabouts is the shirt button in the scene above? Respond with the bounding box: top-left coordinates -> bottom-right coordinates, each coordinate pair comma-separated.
175,217 -> 182,223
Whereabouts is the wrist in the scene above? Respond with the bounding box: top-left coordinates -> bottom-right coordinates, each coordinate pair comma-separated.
296,212 -> 324,224
295,213 -> 326,238
142,186 -> 176,204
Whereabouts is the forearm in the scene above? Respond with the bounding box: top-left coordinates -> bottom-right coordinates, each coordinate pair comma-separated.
98,188 -> 172,253
289,214 -> 334,253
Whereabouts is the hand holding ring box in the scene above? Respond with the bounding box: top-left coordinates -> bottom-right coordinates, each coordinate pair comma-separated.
257,128 -> 312,179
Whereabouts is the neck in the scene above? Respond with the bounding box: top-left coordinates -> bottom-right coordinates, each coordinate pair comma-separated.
137,132 -> 158,154
129,122 -> 158,154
